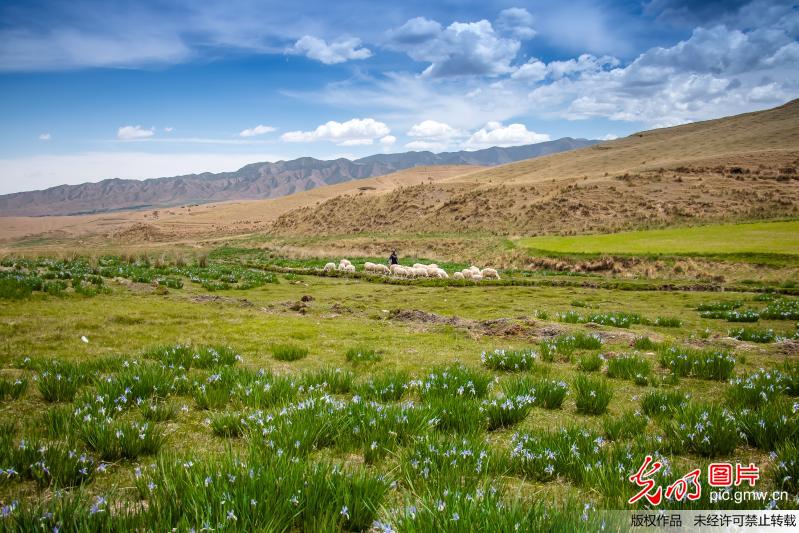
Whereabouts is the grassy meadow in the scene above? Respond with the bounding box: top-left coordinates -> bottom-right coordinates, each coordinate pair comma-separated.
0,251 -> 797,530
518,220 -> 799,258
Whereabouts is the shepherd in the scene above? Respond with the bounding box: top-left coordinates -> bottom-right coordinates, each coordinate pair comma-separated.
389,250 -> 399,266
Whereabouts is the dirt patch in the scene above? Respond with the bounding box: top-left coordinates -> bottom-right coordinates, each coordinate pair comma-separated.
389,309 -> 543,339
190,295 -> 254,307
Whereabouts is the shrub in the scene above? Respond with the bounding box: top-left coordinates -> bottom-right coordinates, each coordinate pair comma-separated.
345,346 -> 382,363
640,390 -> 689,418
603,410 -> 648,441
572,375 -> 612,415
480,348 -> 536,372
728,327 -> 777,343
576,352 -> 603,372
271,344 -> 309,362
664,402 -> 739,457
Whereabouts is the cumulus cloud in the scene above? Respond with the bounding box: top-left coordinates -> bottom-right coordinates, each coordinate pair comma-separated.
386,17 -> 520,77
239,124 -> 277,137
163,126 -> 174,132
117,125 -> 155,140
379,135 -> 396,146
463,122 -> 550,150
288,35 -> 371,65
511,58 -> 546,81
38,133 -> 51,140
281,118 -> 390,145
495,8 -> 536,39
405,140 -> 449,152
404,120 -> 463,151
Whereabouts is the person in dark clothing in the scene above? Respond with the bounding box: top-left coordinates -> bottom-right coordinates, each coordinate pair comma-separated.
389,250 -> 398,265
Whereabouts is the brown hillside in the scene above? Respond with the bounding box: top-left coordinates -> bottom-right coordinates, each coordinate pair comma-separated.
271,100 -> 799,236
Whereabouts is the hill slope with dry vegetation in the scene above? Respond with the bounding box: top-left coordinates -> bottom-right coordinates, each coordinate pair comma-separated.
271,100 -> 799,237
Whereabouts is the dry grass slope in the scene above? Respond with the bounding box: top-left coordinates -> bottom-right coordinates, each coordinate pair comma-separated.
271,100 -> 799,236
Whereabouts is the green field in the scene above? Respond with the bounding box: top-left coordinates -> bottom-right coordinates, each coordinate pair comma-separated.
518,220 -> 799,257
0,253 -> 797,529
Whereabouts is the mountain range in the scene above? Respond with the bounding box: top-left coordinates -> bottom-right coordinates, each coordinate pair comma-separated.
0,138 -> 597,217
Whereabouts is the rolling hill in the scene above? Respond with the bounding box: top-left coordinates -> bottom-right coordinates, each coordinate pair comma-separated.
270,99 -> 799,237
0,138 -> 596,217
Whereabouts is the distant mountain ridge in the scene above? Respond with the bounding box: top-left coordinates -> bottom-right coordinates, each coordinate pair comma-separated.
0,138 -> 597,216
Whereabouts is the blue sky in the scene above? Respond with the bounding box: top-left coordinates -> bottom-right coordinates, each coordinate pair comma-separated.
0,0 -> 797,194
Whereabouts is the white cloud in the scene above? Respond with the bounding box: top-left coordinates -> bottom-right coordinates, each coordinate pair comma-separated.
38,133 -> 51,141
600,133 -> 619,140
163,126 -> 174,132
511,58 -> 546,81
281,118 -> 390,145
379,135 -> 396,146
496,7 -> 536,39
386,17 -> 520,77
463,122 -> 550,150
117,125 -> 155,140
404,140 -> 449,152
239,124 -> 277,137
0,151 -> 286,195
288,35 -> 371,65
407,120 -> 461,139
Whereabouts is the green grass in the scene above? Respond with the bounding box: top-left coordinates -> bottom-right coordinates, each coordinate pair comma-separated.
518,220 -> 799,257
0,250 -> 795,525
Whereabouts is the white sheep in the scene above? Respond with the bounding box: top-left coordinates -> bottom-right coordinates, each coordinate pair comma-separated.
323,262 -> 336,272
339,258 -> 352,269
453,272 -> 464,280
481,268 -> 500,280
472,274 -> 483,282
342,264 -> 356,273
374,263 -> 390,275
413,267 -> 429,277
389,263 -> 404,276
412,263 -> 426,269
434,268 -> 448,279
461,269 -> 473,279
364,261 -> 376,272
469,266 -> 480,275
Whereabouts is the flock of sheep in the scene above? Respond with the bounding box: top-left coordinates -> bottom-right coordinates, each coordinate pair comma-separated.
322,259 -> 500,281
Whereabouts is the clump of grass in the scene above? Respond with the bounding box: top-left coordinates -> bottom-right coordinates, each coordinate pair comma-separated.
725,310 -> 760,322
727,368 -> 787,408
143,344 -> 240,369
603,410 -> 648,441
539,332 -> 602,361
140,399 -> 178,422
416,364 -> 492,399
1,439 -> 96,488
633,336 -> 659,351
572,375 -> 612,415
480,348 -> 536,372
210,411 -> 249,438
345,346 -> 383,363
737,400 -> 798,451
481,395 -> 534,430
658,345 -> 735,381
576,352 -> 603,372
0,377 -> 27,401
697,301 -> 742,312
772,441 -> 799,494
559,310 -> 645,328
79,419 -> 165,460
35,361 -> 85,402
606,354 -> 651,385
640,390 -> 689,418
728,327 -> 777,343
510,427 -> 605,483
271,343 -> 309,362
428,396 -> 487,434
251,395 -> 342,456
759,298 -> 799,320
501,376 -> 568,409
193,373 -> 230,410
664,402 -> 739,457
400,434 -> 502,490
303,366 -> 354,394
654,316 -> 682,328
234,370 -> 299,408
354,370 -> 409,402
